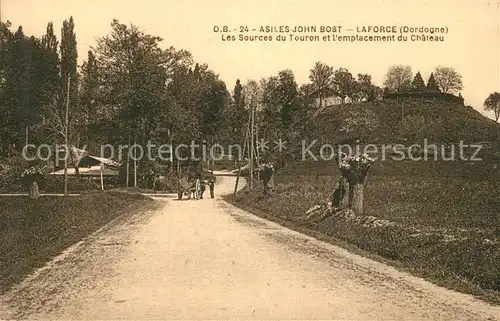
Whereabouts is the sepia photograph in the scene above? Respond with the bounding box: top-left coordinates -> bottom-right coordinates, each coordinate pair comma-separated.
0,0 -> 499,319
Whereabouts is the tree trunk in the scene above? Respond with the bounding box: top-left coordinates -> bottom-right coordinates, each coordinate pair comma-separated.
170,134 -> 174,171
53,143 -> 58,171
348,183 -> 364,214
134,133 -> 137,188
100,162 -> 104,191
211,135 -> 215,174
126,134 -> 130,187
69,146 -> 80,177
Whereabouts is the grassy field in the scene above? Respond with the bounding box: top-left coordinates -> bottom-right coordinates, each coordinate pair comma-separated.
230,158 -> 500,303
230,98 -> 500,304
0,191 -> 154,293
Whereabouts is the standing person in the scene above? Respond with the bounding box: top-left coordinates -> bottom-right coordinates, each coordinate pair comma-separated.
258,162 -> 275,197
199,179 -> 206,199
209,174 -> 216,198
198,170 -> 215,199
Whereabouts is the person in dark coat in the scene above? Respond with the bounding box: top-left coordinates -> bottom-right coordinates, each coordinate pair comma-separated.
258,162 -> 275,197
209,175 -> 216,198
196,167 -> 215,199
199,178 -> 206,199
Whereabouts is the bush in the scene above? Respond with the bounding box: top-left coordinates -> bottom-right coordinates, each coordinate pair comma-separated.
383,91 -> 464,105
41,175 -> 99,193
0,155 -> 48,193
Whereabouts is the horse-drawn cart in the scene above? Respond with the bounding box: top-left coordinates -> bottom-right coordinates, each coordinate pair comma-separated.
177,177 -> 201,200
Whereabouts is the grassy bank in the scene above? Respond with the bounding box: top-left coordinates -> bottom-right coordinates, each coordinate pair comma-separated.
229,159 -> 500,304
0,191 -> 154,293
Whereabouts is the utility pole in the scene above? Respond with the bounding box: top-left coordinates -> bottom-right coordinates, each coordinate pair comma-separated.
64,75 -> 70,196
134,133 -> 137,188
234,105 -> 252,195
255,108 -> 260,182
126,134 -> 130,187
233,125 -> 249,195
211,135 -> 215,174
249,103 -> 255,189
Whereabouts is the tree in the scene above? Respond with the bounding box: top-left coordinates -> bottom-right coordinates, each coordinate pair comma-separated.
234,79 -> 244,109
336,152 -> 375,214
200,77 -> 229,141
242,80 -> 261,163
95,19 -> 172,185
332,68 -> 356,103
434,66 -> 463,94
228,78 -> 248,143
309,61 -> 334,108
243,80 -> 261,112
383,65 -> 412,91
79,50 -> 99,142
60,17 -> 79,143
40,22 -> 60,101
411,71 -> 426,90
1,26 -> 47,149
369,86 -> 383,101
299,83 -> 317,106
426,72 -> 440,91
354,73 -> 373,102
484,92 -> 500,123
260,76 -> 282,143
276,70 -> 300,132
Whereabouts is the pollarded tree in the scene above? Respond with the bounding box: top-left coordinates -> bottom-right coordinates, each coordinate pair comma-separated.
484,92 -> 500,123
336,152 -> 376,214
426,72 -> 440,91
411,71 -> 426,91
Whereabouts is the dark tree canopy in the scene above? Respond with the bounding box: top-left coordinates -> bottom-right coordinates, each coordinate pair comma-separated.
411,72 -> 426,90
426,72 -> 440,91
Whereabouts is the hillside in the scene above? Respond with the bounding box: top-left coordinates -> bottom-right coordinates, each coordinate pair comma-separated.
232,97 -> 500,303
307,99 -> 500,146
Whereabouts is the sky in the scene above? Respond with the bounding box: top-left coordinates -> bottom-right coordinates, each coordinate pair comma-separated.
2,0 -> 500,119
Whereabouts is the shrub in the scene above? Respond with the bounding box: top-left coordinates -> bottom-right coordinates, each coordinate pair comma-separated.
41,175 -> 99,193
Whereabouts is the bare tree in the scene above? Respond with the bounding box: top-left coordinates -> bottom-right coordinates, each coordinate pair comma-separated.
383,65 -> 412,91
434,66 -> 463,94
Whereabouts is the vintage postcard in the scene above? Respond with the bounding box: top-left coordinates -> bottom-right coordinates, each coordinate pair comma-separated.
0,0 -> 499,319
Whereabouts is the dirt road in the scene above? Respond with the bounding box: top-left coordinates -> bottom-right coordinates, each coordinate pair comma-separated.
1,174 -> 499,320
